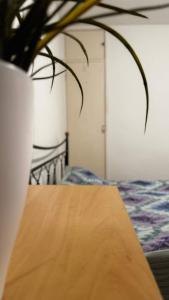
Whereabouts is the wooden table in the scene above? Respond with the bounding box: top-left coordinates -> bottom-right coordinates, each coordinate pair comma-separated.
3,186 -> 162,300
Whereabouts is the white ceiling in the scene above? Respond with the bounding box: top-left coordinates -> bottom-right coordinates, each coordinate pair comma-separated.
79,0 -> 169,25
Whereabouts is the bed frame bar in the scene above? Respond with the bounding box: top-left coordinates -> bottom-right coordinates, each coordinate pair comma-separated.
29,132 -> 69,185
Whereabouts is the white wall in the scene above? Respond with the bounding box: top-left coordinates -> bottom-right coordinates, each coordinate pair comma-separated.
106,25 -> 169,180
31,35 -> 67,165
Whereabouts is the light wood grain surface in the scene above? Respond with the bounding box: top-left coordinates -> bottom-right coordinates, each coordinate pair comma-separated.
3,186 -> 162,300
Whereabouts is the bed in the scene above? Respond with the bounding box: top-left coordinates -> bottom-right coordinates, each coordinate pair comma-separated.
30,132 -> 69,185
30,134 -> 169,299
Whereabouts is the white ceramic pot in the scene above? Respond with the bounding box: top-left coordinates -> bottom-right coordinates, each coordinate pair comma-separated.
0,60 -> 34,299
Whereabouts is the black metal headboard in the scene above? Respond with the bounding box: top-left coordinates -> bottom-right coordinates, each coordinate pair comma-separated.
29,132 -> 69,185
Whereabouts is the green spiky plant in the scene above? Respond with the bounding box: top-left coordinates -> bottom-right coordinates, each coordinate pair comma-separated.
1,1 -> 168,130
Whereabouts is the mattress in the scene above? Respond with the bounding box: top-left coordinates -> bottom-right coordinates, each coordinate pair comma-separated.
62,167 -> 169,253
117,180 -> 169,253
62,167 -> 169,298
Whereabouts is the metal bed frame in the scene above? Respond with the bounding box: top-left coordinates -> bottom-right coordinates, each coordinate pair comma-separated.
29,132 -> 69,185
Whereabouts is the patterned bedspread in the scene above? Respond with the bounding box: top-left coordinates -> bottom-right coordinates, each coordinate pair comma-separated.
117,180 -> 169,253
62,167 -> 169,253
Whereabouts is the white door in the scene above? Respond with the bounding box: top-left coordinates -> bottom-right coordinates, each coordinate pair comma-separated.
65,30 -> 106,178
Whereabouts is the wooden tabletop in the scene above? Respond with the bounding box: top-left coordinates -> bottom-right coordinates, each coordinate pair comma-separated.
3,186 -> 162,300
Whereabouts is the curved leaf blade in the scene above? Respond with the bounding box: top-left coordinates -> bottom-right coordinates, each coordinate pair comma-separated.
63,31 -> 89,65
79,2 -> 148,21
97,3 -> 148,19
31,62 -> 53,77
78,19 -> 149,131
36,0 -> 100,53
32,70 -> 66,80
45,45 -> 56,91
39,52 -> 84,113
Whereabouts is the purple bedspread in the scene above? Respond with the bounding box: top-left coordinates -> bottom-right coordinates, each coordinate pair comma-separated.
62,167 -> 169,253
117,180 -> 169,253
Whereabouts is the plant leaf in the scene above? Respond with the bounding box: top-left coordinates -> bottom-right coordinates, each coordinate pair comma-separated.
63,31 -> 89,65
3,0 -> 26,34
7,0 -> 53,69
97,3 -> 148,19
19,3 -> 33,12
110,2 -> 169,16
36,0 -> 100,53
80,3 -> 148,21
78,19 -> 149,131
88,2 -> 169,19
44,45 -> 56,91
32,70 -> 66,80
45,0 -> 68,23
31,62 -> 53,77
39,51 -> 84,113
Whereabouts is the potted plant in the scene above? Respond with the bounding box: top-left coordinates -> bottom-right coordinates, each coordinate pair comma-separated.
0,0 -> 160,298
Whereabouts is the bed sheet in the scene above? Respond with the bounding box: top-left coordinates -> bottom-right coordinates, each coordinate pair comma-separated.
62,167 -> 169,253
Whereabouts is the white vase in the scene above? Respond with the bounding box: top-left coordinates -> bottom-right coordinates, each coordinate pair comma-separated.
0,60 -> 34,299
